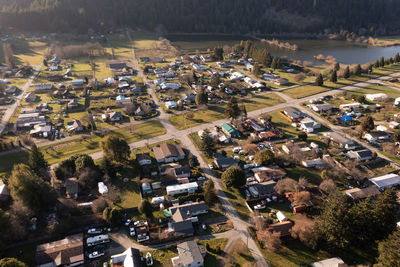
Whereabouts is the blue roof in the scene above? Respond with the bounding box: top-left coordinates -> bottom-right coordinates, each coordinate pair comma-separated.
341,115 -> 352,121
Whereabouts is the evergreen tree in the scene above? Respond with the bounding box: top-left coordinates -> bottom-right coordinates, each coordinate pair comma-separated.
354,64 -> 362,76
360,115 -> 374,132
225,97 -> 241,121
0,209 -> 10,251
333,62 -> 340,71
344,66 -> 350,78
377,229 -> 400,267
314,190 -> 351,249
199,129 -> 216,158
252,63 -> 260,76
195,91 -> 208,105
241,105 -> 247,120
394,53 -> 400,63
100,135 -> 130,163
371,189 -> 398,240
379,56 -> 385,67
221,166 -> 245,188
315,74 -> 323,86
271,57 -> 278,69
139,200 -> 153,217
330,70 -> 337,83
374,60 -> 380,68
42,59 -> 48,67
213,47 -> 223,61
254,150 -> 275,166
28,144 -> 48,176
0,257 -> 27,267
203,180 -> 217,205
276,58 -> 281,69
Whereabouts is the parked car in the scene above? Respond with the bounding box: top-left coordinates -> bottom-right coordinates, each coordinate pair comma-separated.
197,176 -> 207,181
125,219 -> 132,226
244,189 -> 251,198
87,228 -> 102,235
208,164 -> 214,169
254,204 -> 266,210
232,147 -> 242,153
88,251 -> 105,259
129,227 -> 135,236
247,177 -> 255,182
266,198 -> 272,203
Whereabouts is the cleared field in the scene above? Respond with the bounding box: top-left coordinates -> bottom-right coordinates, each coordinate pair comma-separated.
282,84 -> 330,99
169,93 -> 285,130
40,120 -> 165,165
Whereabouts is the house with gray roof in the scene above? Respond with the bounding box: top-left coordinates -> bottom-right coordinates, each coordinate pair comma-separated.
171,241 -> 206,267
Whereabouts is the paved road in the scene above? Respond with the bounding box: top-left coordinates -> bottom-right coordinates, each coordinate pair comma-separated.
0,65 -> 41,134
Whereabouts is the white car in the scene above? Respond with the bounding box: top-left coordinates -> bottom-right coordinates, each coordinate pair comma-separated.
89,251 -> 105,259
266,198 -> 272,203
246,177 -> 255,182
87,228 -> 102,235
232,147 -> 242,153
125,219 -> 132,226
129,227 -> 135,236
208,164 -> 214,169
254,204 -> 266,210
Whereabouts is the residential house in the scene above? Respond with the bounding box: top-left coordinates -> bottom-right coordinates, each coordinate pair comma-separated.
229,72 -> 245,81
268,221 -> 293,238
165,101 -> 178,110
282,141 -> 311,154
116,95 -> 131,104
214,156 -> 238,170
24,91 -> 37,102
136,153 -> 152,166
282,107 -> 304,122
310,103 -> 334,113
262,74 -> 280,81
324,132 -> 356,150
364,131 -> 391,142
142,182 -> 152,194
108,62 -> 128,72
221,123 -> 240,138
65,178 -> 79,199
395,97 -> 400,107
254,167 -> 286,182
5,86 -> 18,95
338,115 -> 357,126
300,117 -> 321,133
102,111 -> 123,122
67,120 -> 84,132
67,98 -> 78,108
246,119 -> 265,132
339,102 -> 361,111
200,55 -> 212,62
345,186 -> 380,201
110,248 -> 142,267
311,257 -> 345,267
160,82 -> 181,90
346,149 -> 373,161
273,78 -> 289,86
258,131 -> 279,141
34,84 -> 54,93
35,234 -> 84,267
166,182 -> 198,196
30,124 -> 52,137
248,180 -> 276,199
153,143 -> 185,163
16,113 -> 46,130
0,179 -> 10,201
98,182 -> 108,195
174,166 -> 191,178
168,202 -> 209,222
302,159 -> 327,168
369,173 -> 400,190
192,64 -> 207,71
366,93 -> 387,102
171,241 -> 206,267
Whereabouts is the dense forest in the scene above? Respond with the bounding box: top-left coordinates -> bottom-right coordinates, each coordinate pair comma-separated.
0,0 -> 400,35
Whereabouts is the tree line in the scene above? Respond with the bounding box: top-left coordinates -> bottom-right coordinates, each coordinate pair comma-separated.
0,0 -> 399,35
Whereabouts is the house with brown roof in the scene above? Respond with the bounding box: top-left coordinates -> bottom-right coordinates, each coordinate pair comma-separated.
153,143 -> 185,163
254,168 -> 286,182
282,141 -> 311,154
268,221 -> 293,238
345,186 -> 381,201
35,234 -> 84,267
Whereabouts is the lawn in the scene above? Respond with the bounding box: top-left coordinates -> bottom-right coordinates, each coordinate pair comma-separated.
268,110 -> 299,138
282,84 -> 331,99
346,83 -> 400,99
169,93 -> 285,130
198,238 -> 228,266
12,39 -> 48,65
221,187 -> 251,221
141,248 -> 178,267
0,150 -> 29,175
40,120 -> 165,165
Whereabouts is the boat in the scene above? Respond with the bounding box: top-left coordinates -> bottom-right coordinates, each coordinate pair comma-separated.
146,252 -> 153,266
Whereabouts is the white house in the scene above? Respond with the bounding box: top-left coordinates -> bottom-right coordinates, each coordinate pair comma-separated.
116,95 -> 131,104
299,117 -> 321,133
166,182 -> 198,196
312,257 -> 345,267
369,173 -> 400,190
366,93 -> 387,102
160,82 -> 181,90
98,182 -> 108,195
229,72 -> 245,81
171,241 -> 205,267
165,101 -> 177,109
395,97 -> 400,107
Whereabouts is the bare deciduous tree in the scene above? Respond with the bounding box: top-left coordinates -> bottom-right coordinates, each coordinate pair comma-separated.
291,216 -> 316,248
319,179 -> 337,194
257,230 -> 281,251
274,178 -> 299,194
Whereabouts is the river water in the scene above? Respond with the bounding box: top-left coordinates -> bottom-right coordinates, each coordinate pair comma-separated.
166,35 -> 400,65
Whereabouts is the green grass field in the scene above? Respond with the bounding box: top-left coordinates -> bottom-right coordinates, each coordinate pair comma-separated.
169,93 -> 285,130
283,84 -> 330,99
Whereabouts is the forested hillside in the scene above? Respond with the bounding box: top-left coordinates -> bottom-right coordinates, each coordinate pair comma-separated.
0,0 -> 399,35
